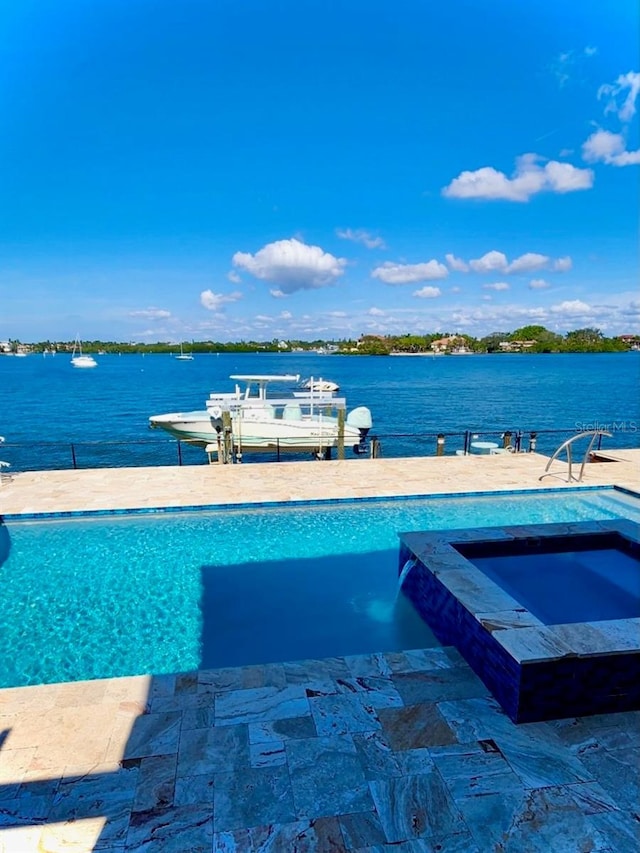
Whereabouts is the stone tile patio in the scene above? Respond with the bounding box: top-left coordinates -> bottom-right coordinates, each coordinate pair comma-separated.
1,648 -> 639,851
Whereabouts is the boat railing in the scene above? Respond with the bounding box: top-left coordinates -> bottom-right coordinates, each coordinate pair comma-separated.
539,430 -> 612,483
206,394 -> 347,416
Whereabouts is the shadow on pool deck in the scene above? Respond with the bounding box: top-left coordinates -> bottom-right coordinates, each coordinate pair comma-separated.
1,647 -> 640,850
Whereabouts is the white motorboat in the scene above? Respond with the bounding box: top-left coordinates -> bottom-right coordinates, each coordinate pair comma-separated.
298,377 -> 339,393
70,337 -> 97,369
149,374 -> 373,456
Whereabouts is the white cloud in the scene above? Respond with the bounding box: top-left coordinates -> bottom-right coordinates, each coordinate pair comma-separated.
336,228 -> 386,249
227,270 -> 242,283
368,307 -> 385,316
507,253 -> 550,273
371,260 -> 448,284
199,290 -> 243,312
553,256 -> 573,272
550,47 -> 598,87
442,153 -> 594,202
483,282 -> 510,291
598,71 -> 640,123
327,310 -> 347,317
550,299 -> 593,316
445,253 -> 469,272
232,238 -> 346,293
280,310 -> 292,319
582,130 -> 640,166
270,289 -> 285,298
467,250 -> 572,274
542,160 -> 596,192
413,286 -> 442,299
129,308 -> 171,320
529,278 -> 550,289
469,251 -> 508,273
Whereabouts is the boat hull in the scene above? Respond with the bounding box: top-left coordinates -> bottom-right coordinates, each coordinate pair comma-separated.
149,410 -> 364,452
71,356 -> 97,369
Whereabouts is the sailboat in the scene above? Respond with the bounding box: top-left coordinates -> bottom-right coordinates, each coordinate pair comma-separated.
70,336 -> 97,369
175,342 -> 194,361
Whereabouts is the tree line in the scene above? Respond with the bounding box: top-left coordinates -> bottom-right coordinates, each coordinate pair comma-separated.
3,326 -> 637,355
350,326 -> 634,355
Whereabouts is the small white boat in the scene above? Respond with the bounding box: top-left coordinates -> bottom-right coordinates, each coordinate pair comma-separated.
299,377 -> 339,393
150,374 -> 373,456
175,343 -> 194,361
70,336 -> 97,369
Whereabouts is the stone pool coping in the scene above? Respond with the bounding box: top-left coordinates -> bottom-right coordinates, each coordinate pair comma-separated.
399,519 -> 640,724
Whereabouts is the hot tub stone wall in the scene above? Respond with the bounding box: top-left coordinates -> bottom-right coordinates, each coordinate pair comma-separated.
398,520 -> 640,723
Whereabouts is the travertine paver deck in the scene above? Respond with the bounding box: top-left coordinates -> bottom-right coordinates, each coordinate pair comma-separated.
1,453 -> 639,851
0,449 -> 639,514
1,652 -> 639,852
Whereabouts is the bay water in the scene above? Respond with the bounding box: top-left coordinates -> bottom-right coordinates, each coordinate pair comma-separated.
1,351 -> 638,471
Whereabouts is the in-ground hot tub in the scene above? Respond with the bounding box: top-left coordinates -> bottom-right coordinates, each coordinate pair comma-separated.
398,519 -> 640,723
456,532 -> 640,625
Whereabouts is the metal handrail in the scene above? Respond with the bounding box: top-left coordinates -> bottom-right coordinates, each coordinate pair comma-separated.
539,430 -> 612,483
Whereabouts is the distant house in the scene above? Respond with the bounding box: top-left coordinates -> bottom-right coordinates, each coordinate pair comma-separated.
499,339 -> 537,352
430,335 -> 465,353
618,334 -> 640,349
357,335 -> 386,345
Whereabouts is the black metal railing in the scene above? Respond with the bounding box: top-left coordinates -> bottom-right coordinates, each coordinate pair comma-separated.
0,427 -> 626,473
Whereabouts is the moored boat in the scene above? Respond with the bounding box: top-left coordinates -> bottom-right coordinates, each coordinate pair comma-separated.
175,342 -> 194,361
70,336 -> 98,369
298,377 -> 339,393
149,374 -> 372,456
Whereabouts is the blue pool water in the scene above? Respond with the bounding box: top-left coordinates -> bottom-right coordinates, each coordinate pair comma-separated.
471,545 -> 640,625
1,488 -> 639,688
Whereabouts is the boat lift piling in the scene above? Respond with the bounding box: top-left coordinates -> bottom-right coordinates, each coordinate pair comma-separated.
203,383 -> 355,464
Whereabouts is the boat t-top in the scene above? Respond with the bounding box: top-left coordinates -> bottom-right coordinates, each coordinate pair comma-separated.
149,373 -> 372,458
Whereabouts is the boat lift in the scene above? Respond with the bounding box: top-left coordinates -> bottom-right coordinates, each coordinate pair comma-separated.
203,375 -> 371,463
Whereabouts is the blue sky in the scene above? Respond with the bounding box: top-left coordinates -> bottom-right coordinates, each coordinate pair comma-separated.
0,0 -> 638,342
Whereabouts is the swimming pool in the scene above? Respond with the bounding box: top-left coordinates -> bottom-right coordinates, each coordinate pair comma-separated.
1,487 -> 639,688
